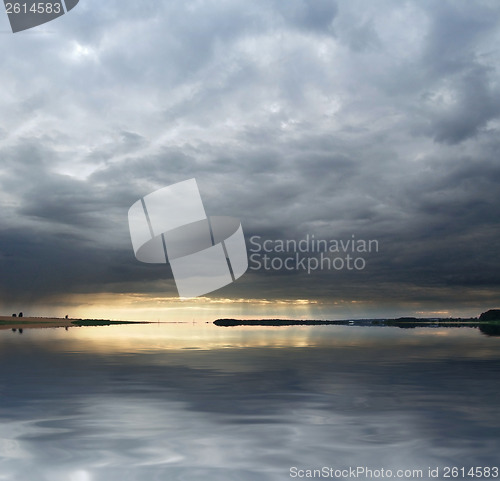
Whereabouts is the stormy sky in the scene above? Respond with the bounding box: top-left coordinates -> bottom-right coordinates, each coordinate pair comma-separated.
0,0 -> 500,320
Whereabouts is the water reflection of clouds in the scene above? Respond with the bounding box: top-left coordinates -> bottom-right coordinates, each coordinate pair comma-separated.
0,395 -> 450,481
0,326 -> 499,480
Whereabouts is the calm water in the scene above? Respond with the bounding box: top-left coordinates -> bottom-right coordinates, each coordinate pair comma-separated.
0,323 -> 499,480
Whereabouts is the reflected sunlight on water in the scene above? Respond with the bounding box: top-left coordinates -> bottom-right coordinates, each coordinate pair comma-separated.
0,323 -> 499,480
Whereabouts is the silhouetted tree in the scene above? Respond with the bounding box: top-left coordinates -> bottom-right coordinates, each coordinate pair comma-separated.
479,309 -> 500,321
18,312 -> 23,318
12,313 -> 16,317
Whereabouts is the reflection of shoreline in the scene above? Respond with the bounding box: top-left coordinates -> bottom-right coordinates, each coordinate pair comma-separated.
213,318 -> 500,336
0,316 -> 149,331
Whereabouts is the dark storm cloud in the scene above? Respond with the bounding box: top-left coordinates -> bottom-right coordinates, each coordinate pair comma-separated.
273,0 -> 338,32
0,0 -> 500,315
424,65 -> 500,144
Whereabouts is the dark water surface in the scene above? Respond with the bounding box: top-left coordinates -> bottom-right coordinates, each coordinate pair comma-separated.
0,323 -> 499,480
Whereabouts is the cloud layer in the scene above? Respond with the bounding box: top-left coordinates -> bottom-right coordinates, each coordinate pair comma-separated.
1,0 -> 500,317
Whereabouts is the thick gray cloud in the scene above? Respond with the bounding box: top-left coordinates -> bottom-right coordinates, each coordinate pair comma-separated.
0,0 -> 500,317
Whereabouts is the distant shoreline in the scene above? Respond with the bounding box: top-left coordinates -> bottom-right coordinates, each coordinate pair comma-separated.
0,316 -> 149,331
213,317 -> 500,328
212,317 -> 500,337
